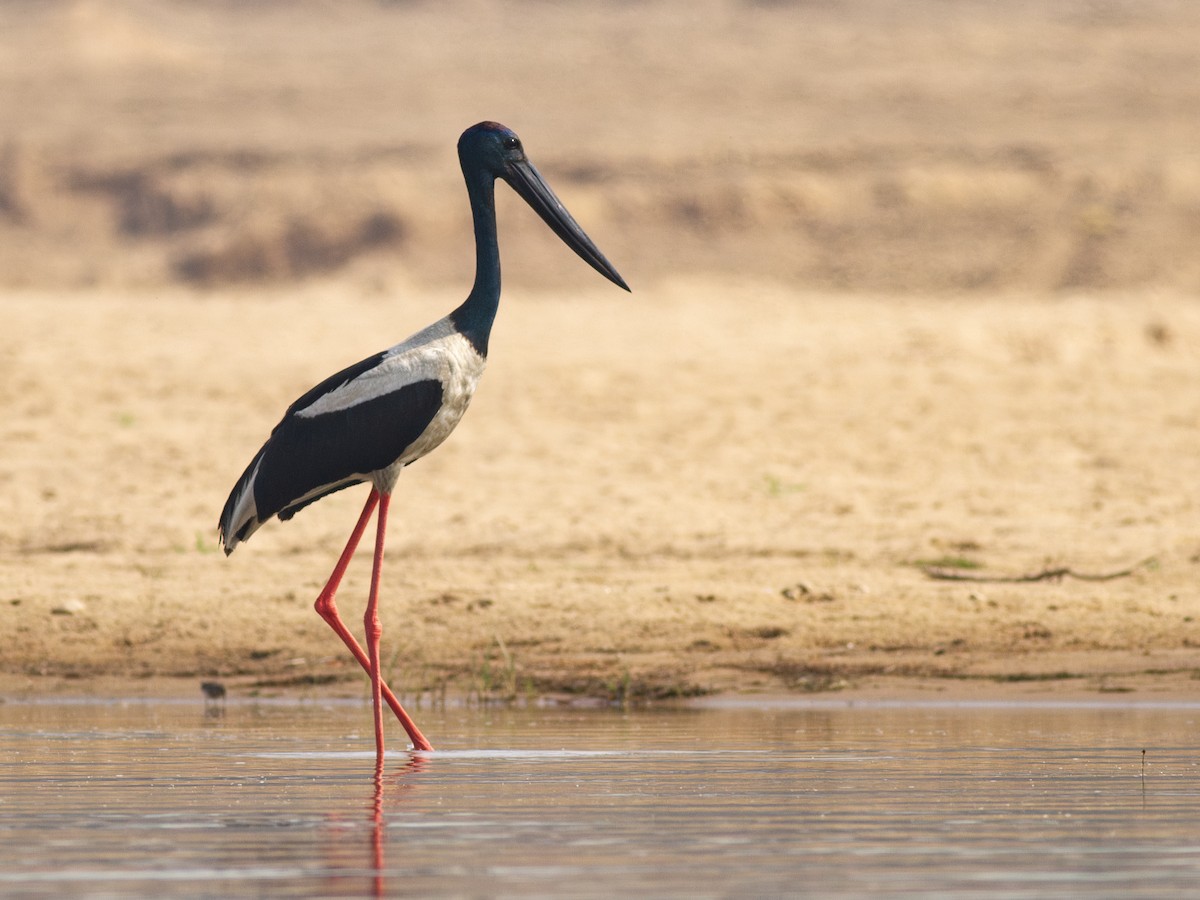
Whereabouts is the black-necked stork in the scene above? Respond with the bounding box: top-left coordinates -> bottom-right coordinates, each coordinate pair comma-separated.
218,122 -> 629,757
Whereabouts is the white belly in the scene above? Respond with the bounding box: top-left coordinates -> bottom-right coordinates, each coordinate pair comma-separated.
396,336 -> 484,466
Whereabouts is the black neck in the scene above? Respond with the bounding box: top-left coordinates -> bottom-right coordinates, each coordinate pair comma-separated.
450,169 -> 501,357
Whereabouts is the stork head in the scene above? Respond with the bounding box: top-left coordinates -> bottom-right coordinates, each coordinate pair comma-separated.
458,122 -> 630,292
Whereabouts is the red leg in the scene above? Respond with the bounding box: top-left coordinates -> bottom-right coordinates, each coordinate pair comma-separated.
314,488 -> 433,752
365,493 -> 388,763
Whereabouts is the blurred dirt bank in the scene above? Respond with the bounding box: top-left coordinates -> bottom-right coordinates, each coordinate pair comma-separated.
3,0 -> 1200,296
1,1 -> 1198,702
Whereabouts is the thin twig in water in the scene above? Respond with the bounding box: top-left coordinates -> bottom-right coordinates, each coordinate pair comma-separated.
921,557 -> 1156,583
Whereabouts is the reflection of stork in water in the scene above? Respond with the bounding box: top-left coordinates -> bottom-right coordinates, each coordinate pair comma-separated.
219,122 -> 629,762
371,754 -> 428,897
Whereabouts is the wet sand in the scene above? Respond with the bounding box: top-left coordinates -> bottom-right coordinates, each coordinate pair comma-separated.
3,284 -> 1198,702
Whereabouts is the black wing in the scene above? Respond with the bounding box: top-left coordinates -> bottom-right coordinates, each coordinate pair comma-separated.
219,352 -> 444,549
254,377 -> 444,520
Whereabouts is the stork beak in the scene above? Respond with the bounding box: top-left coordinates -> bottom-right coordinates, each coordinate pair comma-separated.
504,158 -> 630,292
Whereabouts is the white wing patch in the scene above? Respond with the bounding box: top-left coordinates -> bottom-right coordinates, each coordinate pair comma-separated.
295,318 -> 473,419
220,455 -> 263,552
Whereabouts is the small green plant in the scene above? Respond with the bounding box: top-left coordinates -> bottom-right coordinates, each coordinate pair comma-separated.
608,665 -> 632,708
471,635 -> 519,704
763,473 -> 805,496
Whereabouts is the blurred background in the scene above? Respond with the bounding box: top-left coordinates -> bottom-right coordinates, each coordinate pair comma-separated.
2,0 -> 1199,297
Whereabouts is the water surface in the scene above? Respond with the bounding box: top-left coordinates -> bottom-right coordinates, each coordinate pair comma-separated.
1,696 -> 1197,897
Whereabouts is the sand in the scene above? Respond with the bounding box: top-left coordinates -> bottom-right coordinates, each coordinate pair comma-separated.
1,0 -> 1198,704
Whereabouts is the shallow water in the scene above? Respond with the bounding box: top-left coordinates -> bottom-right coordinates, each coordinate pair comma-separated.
0,696 -> 1197,898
